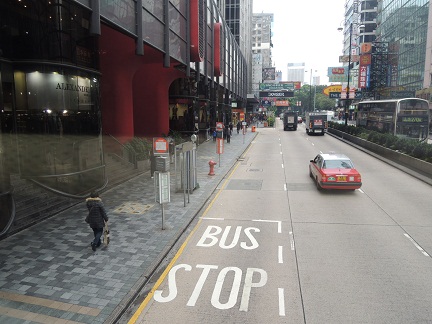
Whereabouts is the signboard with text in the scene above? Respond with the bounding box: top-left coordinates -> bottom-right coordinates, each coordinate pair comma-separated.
275,100 -> 289,106
327,66 -> 349,83
259,82 -> 300,90
153,137 -> 169,154
323,85 -> 342,96
339,55 -> 360,63
216,138 -> 224,154
358,54 -> 371,89
330,91 -> 362,99
259,91 -> 294,98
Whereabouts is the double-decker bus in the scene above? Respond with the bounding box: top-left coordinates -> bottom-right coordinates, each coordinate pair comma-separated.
356,98 -> 430,141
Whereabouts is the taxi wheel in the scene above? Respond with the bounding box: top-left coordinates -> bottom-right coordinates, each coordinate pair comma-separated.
309,167 -> 313,178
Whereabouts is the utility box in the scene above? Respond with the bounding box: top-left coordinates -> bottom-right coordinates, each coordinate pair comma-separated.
155,156 -> 170,172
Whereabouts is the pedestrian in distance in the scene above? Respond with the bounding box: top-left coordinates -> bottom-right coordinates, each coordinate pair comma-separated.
226,125 -> 231,143
85,191 -> 109,251
237,121 -> 241,134
229,122 -> 233,136
213,129 -> 217,142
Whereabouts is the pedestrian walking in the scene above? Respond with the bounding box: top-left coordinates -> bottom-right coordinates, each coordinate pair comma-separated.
225,125 -> 231,143
212,129 -> 217,141
85,191 -> 109,251
237,121 -> 241,134
229,122 -> 233,136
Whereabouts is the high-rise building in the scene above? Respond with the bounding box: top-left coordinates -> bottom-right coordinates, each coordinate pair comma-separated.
358,0 -> 378,45
251,13 -> 274,98
378,1 -> 428,92
340,1 -> 377,96
424,3 -> 432,89
287,63 -> 306,83
225,0 -> 253,93
343,0 -> 429,97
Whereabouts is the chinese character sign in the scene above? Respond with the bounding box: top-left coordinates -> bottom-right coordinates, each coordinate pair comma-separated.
358,54 -> 371,89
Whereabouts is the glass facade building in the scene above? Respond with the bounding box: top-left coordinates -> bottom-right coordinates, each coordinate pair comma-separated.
376,0 -> 429,91
0,2 -> 104,201
0,0 -> 249,237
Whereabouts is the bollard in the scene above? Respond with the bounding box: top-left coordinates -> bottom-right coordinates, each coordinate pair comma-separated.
208,160 -> 217,176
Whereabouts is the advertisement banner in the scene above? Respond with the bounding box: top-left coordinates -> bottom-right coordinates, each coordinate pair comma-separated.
26,72 -> 93,111
339,55 -> 360,63
358,54 -> 371,89
361,43 -> 373,54
327,66 -> 348,83
259,91 -> 294,98
262,67 -> 276,81
322,85 -> 342,96
280,81 -> 302,89
259,83 -> 295,90
275,101 -> 289,106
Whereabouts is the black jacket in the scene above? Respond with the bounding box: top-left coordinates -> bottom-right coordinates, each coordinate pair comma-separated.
86,197 -> 109,228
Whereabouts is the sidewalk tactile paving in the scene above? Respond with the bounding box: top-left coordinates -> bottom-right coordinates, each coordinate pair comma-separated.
113,202 -> 154,215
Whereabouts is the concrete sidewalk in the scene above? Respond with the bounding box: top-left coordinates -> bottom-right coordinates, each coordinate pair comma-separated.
0,130 -> 257,324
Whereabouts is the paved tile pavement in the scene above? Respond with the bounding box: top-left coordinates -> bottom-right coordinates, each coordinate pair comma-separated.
0,130 -> 258,324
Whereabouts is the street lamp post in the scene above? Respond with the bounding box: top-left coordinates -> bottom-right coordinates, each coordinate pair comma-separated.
309,69 -> 312,112
306,69 -> 317,112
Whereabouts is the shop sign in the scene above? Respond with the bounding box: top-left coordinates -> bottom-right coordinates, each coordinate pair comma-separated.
259,91 -> 294,98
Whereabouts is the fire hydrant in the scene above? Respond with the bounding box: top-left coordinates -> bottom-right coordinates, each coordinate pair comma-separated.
208,160 -> 217,176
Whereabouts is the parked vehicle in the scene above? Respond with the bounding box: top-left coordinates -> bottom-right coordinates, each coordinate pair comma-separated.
309,153 -> 362,191
305,112 -> 328,135
283,111 -> 298,131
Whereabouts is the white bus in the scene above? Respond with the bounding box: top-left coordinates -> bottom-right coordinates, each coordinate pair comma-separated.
356,98 -> 430,141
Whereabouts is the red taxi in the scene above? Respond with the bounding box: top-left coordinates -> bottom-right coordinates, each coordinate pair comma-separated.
309,153 -> 362,190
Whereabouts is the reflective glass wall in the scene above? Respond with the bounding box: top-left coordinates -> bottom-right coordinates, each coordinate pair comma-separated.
0,0 -> 103,235
377,0 -> 429,90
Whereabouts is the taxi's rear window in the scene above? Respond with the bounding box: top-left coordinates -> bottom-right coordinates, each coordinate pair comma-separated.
323,160 -> 353,169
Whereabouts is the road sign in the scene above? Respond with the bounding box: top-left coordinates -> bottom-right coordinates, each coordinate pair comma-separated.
216,138 -> 224,154
153,137 -> 169,154
155,171 -> 170,204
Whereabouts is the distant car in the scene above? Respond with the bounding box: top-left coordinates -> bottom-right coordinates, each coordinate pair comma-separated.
297,116 -> 303,124
309,153 -> 362,190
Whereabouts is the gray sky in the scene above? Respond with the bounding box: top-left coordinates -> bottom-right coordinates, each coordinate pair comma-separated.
253,0 -> 346,84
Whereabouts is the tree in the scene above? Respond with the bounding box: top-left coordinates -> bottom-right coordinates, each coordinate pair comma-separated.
290,85 -> 337,114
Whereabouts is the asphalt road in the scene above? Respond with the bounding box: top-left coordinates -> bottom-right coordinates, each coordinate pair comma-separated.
126,119 -> 432,324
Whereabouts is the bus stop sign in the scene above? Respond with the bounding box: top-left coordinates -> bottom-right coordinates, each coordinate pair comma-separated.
153,137 -> 169,154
